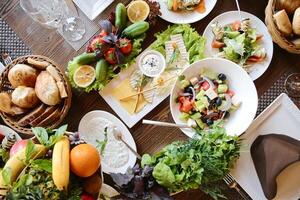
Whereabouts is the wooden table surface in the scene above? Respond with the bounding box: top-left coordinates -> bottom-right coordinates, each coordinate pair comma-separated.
1,0 -> 300,199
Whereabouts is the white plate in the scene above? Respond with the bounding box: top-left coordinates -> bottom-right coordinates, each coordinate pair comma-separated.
231,93 -> 300,200
78,110 -> 137,174
0,125 -> 22,141
158,0 -> 217,24
170,58 -> 258,137
99,47 -> 173,128
73,0 -> 114,20
203,11 -> 274,81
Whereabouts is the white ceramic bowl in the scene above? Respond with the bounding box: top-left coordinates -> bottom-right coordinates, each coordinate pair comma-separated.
203,11 -> 274,81
170,58 -> 258,137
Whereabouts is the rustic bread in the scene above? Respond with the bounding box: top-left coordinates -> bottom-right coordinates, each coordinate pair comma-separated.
11,86 -> 39,109
8,64 -> 37,88
29,106 -> 57,126
17,104 -> 46,127
35,71 -> 61,106
27,58 -> 49,69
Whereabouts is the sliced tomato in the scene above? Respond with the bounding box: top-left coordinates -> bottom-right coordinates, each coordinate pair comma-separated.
211,40 -> 225,49
178,96 -> 186,103
247,55 -> 264,63
227,89 -> 235,97
99,30 -> 107,37
201,81 -> 210,91
231,21 -> 241,31
256,34 -> 264,41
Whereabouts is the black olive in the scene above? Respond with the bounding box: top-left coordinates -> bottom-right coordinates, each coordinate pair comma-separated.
215,97 -> 222,106
206,119 -> 213,126
218,73 -> 227,81
239,30 -> 244,34
224,111 -> 230,119
184,86 -> 193,94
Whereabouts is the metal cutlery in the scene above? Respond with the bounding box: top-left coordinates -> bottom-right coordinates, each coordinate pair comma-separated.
142,119 -> 191,129
1,53 -> 12,65
223,173 -> 251,200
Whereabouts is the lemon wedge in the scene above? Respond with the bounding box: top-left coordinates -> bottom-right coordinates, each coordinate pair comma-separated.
73,65 -> 96,88
127,0 -> 150,23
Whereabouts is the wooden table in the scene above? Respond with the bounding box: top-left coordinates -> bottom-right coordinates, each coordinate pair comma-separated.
1,0 -> 300,199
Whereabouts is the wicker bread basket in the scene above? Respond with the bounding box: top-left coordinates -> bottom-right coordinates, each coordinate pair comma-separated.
0,55 -> 72,137
265,0 -> 300,54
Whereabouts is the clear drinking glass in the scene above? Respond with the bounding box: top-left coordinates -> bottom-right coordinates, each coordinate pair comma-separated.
20,0 -> 85,42
284,73 -> 300,98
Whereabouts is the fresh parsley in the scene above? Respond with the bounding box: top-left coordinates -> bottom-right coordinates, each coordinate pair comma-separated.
25,140 -> 36,163
96,127 -> 108,155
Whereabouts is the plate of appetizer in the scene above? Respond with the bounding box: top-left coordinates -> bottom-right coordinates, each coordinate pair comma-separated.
0,55 -> 72,136
158,0 -> 217,24
203,11 -> 273,80
78,110 -> 137,174
170,58 -> 258,137
99,24 -> 206,128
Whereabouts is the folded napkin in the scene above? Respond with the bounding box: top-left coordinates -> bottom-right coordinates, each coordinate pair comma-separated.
250,134 -> 300,200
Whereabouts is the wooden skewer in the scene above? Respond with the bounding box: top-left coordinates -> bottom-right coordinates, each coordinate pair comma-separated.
119,76 -> 177,101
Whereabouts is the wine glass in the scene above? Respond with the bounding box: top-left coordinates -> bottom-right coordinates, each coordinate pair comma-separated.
284,73 -> 300,98
20,0 -> 85,42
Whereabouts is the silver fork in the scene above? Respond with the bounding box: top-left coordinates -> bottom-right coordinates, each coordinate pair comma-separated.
223,174 -> 251,200
1,53 -> 12,65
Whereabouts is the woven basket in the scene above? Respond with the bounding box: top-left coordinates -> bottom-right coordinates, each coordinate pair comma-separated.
0,55 -> 72,137
265,0 -> 300,54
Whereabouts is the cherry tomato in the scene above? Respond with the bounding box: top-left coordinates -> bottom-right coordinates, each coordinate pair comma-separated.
211,40 -> 225,49
0,132 -> 4,143
99,30 -> 107,37
118,38 -> 132,55
231,21 -> 241,31
104,48 -> 117,64
81,193 -> 95,200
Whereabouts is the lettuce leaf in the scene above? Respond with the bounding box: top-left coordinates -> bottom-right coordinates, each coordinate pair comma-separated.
151,24 -> 206,64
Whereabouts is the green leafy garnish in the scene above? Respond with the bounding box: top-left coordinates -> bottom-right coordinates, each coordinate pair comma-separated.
32,125 -> 67,148
96,127 -> 108,154
25,140 -> 36,163
151,24 -> 206,64
31,159 -> 52,173
142,127 -> 240,199
0,148 -> 9,164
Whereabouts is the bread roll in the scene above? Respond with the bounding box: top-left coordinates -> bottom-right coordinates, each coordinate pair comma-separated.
293,7 -> 300,35
8,64 -> 37,88
12,86 -> 39,108
35,71 -> 61,106
273,10 -> 293,36
276,0 -> 300,14
0,92 -> 26,115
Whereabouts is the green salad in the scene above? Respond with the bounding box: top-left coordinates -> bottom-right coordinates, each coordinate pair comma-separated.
211,19 -> 266,67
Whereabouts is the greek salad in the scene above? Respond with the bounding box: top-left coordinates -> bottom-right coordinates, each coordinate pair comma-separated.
176,69 -> 241,130
211,19 -> 266,68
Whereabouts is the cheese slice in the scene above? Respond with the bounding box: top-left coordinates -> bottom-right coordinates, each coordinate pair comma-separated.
111,78 -> 147,115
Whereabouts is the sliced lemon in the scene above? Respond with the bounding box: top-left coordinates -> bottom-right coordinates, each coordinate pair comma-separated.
127,0 -> 150,23
73,65 -> 96,88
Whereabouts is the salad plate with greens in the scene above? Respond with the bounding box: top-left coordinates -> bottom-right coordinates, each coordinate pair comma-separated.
170,58 -> 258,137
203,11 -> 273,80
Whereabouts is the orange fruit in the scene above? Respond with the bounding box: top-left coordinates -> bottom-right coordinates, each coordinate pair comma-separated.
83,172 -> 102,195
70,144 -> 100,177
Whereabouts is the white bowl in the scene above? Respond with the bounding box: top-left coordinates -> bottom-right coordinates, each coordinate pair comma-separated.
170,58 -> 258,137
203,11 -> 274,81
